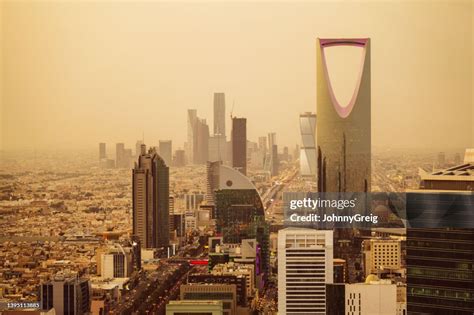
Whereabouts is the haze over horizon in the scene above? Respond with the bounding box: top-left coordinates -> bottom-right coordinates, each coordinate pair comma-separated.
1,1 -> 474,152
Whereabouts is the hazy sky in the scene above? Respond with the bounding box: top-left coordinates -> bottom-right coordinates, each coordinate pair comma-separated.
1,1 -> 473,152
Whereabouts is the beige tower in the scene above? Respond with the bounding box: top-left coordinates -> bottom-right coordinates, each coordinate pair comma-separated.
317,38 -> 371,193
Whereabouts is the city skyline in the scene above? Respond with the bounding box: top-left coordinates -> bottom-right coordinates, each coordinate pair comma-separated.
1,1 -> 474,152
0,2 -> 473,314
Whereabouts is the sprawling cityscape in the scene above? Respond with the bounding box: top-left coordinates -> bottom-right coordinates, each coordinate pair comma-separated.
1,2 -> 474,315
1,83 -> 473,314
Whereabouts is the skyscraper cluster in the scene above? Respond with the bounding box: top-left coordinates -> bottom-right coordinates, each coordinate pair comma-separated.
186,93 -> 230,165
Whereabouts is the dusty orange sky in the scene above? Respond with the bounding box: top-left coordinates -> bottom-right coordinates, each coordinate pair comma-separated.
1,1 -> 473,152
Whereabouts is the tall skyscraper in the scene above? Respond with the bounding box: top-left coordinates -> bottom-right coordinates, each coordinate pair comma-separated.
187,109 -> 198,164
132,145 -> 170,248
271,144 -> 279,176
317,38 -> 371,193
99,143 -> 106,160
231,117 -> 247,175
268,132 -> 276,149
300,112 -> 317,179
159,140 -> 172,166
40,273 -> 91,315
213,92 -> 226,137
407,228 -> 474,314
267,132 -> 278,176
278,228 -> 333,315
195,118 -> 210,164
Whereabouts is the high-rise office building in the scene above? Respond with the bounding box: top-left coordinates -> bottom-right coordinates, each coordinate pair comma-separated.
317,38 -> 371,193
407,161 -> 474,314
214,92 -> 226,137
187,109 -> 198,164
195,118 -> 210,164
300,112 -> 317,179
278,228 -> 333,315
215,189 -> 265,243
209,163 -> 269,281
271,144 -> 278,176
407,228 -> 474,314
40,273 -> 91,315
159,140 -> 172,166
132,145 -> 170,248
266,133 -> 278,176
99,143 -> 106,160
231,117 -> 247,175
268,132 -> 276,149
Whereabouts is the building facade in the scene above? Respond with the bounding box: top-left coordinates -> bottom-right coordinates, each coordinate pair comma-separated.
278,228 -> 333,315
214,92 -> 226,137
159,140 -> 172,166
316,38 -> 371,193
41,273 -> 90,315
132,145 -> 170,248
231,117 -> 247,175
407,161 -> 474,314
299,112 -> 317,179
